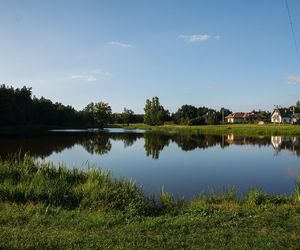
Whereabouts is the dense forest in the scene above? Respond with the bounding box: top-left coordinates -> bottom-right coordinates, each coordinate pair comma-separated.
0,84 -> 293,128
0,85 -> 141,127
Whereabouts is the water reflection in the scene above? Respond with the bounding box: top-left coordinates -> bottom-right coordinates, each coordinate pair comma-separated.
0,131 -> 300,159
271,136 -> 300,156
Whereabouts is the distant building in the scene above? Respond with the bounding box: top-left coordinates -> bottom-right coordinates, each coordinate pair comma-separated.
225,111 -> 258,123
271,107 -> 300,124
225,113 -> 245,123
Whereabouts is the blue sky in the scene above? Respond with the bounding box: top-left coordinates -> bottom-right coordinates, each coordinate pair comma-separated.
0,0 -> 300,113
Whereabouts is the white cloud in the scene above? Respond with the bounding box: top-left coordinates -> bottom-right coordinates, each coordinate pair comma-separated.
69,68 -> 110,82
287,75 -> 300,84
108,41 -> 132,48
70,75 -> 97,82
179,34 -> 221,43
179,34 -> 211,43
90,68 -> 110,76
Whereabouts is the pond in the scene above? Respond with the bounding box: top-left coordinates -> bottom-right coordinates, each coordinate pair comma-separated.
1,128 -> 300,199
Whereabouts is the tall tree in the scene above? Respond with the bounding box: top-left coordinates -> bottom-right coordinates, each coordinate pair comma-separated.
174,105 -> 198,124
122,108 -> 134,125
143,97 -> 167,125
83,102 -> 112,127
94,102 -> 112,127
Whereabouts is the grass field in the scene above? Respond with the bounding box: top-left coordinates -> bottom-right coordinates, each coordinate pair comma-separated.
119,123 -> 300,136
1,156 -> 300,249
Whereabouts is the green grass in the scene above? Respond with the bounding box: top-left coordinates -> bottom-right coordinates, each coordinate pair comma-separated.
0,155 -> 150,216
1,156 -> 300,249
1,201 -> 300,249
119,123 -> 300,136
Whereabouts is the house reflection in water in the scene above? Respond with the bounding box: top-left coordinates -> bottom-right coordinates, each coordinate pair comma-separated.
271,136 -> 300,156
271,136 -> 283,150
225,134 -> 268,146
224,134 -> 300,157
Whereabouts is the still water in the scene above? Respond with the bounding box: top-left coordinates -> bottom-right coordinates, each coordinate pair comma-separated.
1,128 -> 300,198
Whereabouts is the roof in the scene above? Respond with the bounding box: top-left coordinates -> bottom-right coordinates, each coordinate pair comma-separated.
272,108 -> 293,118
225,112 -> 245,119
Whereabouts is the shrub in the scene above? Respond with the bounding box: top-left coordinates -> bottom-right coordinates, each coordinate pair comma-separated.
188,117 -> 206,126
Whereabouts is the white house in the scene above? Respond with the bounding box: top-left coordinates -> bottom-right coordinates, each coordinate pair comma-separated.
271,107 -> 300,124
271,109 -> 291,123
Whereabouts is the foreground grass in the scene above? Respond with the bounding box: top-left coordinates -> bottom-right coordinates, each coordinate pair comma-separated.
1,156 -> 300,249
2,202 -> 300,249
119,123 -> 300,136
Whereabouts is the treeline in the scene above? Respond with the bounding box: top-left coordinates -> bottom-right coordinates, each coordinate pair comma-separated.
143,96 -> 232,125
0,85 -> 143,127
2,85 -> 289,128
0,85 -> 81,126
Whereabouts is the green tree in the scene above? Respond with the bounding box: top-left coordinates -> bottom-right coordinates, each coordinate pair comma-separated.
122,108 -> 135,125
94,102 -> 112,127
83,102 -> 112,127
296,101 -> 300,109
174,105 -> 198,124
143,97 -> 167,125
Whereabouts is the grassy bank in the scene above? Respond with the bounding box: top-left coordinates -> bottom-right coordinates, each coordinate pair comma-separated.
119,123 -> 300,136
1,156 -> 300,249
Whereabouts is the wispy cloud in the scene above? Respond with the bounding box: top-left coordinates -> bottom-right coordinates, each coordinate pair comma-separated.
70,75 -> 97,82
179,34 -> 220,43
70,68 -> 110,82
108,41 -> 132,48
287,75 -> 300,84
90,68 -> 110,76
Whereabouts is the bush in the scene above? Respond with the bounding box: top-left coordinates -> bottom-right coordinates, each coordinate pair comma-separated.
188,117 -> 206,126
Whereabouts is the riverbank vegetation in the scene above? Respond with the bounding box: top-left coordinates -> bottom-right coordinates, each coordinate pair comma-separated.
1,156 -> 300,248
121,123 -> 300,136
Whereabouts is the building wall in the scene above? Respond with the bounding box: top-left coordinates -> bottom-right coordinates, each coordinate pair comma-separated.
271,111 -> 282,123
227,118 -> 244,123
282,117 -> 291,124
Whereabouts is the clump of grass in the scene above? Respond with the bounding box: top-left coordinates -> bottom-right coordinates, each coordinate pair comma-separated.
193,187 -> 239,205
295,176 -> 300,203
158,187 -> 185,215
0,154 -> 150,215
245,187 -> 268,205
77,169 -> 149,215
246,187 -> 291,205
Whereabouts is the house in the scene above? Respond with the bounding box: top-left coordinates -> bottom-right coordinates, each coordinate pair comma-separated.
271,107 -> 300,124
225,112 -> 245,123
225,111 -> 260,124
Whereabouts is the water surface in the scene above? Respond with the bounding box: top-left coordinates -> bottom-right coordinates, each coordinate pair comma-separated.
1,128 -> 300,198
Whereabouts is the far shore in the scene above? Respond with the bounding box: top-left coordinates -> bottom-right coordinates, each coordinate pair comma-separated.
117,123 -> 300,136
1,123 -> 300,136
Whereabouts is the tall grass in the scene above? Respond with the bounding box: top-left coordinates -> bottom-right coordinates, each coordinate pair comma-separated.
295,176 -> 300,202
0,155 -> 150,215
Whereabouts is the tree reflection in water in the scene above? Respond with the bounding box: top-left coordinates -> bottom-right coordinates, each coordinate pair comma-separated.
0,131 -> 300,160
